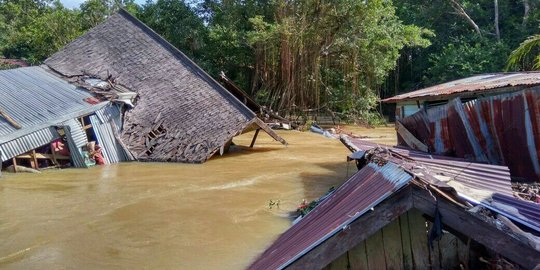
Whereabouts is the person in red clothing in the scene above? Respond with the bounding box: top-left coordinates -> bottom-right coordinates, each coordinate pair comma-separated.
51,138 -> 70,156
87,141 -> 105,165
93,144 -> 105,165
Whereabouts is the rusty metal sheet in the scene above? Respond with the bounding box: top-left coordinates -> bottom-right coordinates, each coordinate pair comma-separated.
399,88 -> 540,182
247,161 -> 412,270
383,73 -> 540,103
345,137 -> 513,196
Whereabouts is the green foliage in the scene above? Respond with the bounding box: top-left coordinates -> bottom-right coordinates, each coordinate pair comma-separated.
246,0 -> 432,121
507,34 -> 540,71
0,0 -> 83,63
390,0 -> 540,94
427,38 -> 510,84
138,0 -> 206,61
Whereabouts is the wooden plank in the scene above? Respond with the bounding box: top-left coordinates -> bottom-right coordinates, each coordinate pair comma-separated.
253,118 -> 287,145
395,121 -> 428,152
399,214 -> 414,270
287,186 -> 413,270
83,124 -> 93,130
16,153 -> 69,160
427,221 -> 440,270
249,129 -> 260,148
412,187 -> 540,270
382,219 -> 403,270
438,232 -> 458,269
457,238 -> 470,269
348,241 -> 369,270
407,209 -> 430,269
327,252 -> 349,270
366,230 -> 386,270
0,109 -> 21,129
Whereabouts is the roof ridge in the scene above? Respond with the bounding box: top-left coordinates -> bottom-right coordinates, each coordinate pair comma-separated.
115,9 -> 255,118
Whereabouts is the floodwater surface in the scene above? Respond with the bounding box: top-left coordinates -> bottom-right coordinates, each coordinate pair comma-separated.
0,127 -> 395,270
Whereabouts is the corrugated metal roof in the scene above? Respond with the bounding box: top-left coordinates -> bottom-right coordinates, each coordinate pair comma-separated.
0,67 -> 108,164
344,137 -> 513,197
63,123 -> 87,168
0,127 -> 59,162
383,72 -> 540,103
62,119 -> 87,148
344,137 -> 540,232
89,105 -> 133,164
491,193 -> 540,230
0,66 -> 98,138
398,88 -> 540,182
248,161 -> 412,270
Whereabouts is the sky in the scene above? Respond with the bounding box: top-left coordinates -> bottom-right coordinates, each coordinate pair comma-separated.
59,0 -> 148,9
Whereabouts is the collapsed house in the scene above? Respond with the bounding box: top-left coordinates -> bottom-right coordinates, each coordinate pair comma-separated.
382,73 -> 540,182
248,137 -> 540,270
0,66 -> 133,176
0,9 -> 287,174
44,9 -> 286,163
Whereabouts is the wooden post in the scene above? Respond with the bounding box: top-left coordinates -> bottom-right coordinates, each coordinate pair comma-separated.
250,129 -> 261,148
11,158 -> 17,173
30,150 -> 39,169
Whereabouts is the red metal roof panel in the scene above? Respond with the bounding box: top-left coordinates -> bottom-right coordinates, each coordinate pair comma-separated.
383,72 -> 540,103
247,161 -> 412,270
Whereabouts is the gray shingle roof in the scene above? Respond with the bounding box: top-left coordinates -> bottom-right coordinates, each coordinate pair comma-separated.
45,9 -> 258,163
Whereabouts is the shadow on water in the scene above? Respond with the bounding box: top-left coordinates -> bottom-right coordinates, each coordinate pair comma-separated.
210,144 -> 283,160
298,160 -> 358,201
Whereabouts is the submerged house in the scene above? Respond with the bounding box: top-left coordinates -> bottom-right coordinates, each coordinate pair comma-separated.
44,9 -> 286,163
0,66 -> 132,175
249,137 -> 540,270
383,73 -> 540,182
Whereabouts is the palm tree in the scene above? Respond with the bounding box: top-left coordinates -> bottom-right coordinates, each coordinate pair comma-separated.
507,34 -> 540,71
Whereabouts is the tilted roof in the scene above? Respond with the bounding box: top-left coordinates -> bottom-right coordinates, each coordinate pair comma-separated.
383,72 -> 540,103
0,66 -> 105,143
45,9 -> 263,163
249,137 -> 540,269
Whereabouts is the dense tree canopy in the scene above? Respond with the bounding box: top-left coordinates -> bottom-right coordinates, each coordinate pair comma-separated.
0,0 -> 539,123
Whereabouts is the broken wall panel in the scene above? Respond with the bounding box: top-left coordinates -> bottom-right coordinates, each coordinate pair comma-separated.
90,105 -> 133,164
399,87 -> 540,182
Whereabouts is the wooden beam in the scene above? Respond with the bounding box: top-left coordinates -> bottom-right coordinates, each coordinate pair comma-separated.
286,186 -> 413,270
17,153 -> 69,160
412,187 -> 540,269
395,121 -> 428,152
11,158 -> 17,173
30,150 -> 39,169
83,124 -> 93,130
250,129 -> 260,148
0,109 -> 21,129
253,118 -> 287,145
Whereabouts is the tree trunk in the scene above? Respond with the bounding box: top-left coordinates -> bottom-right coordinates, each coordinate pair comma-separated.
494,0 -> 500,41
523,0 -> 530,27
449,0 -> 483,37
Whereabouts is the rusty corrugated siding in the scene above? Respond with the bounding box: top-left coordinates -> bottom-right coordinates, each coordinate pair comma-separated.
248,161 -> 412,270
399,88 -> 540,182
383,72 -> 540,103
346,137 -> 513,196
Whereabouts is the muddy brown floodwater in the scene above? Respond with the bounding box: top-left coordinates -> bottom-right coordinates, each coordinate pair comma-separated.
0,126 -> 396,270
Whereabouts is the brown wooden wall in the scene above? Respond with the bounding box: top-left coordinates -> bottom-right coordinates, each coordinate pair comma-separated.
322,209 -> 469,270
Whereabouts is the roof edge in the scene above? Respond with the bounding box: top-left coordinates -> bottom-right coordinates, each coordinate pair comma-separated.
115,9 -> 256,120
